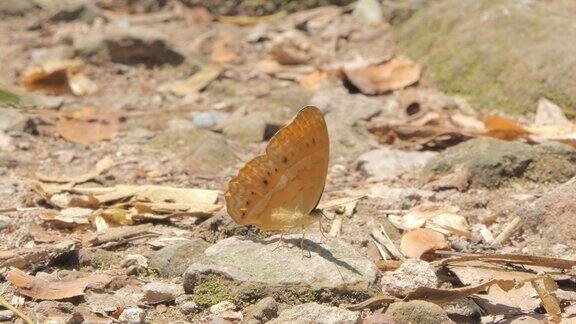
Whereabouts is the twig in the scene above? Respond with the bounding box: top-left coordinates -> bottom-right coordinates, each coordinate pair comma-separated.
84,224 -> 154,247
0,294 -> 34,324
381,209 -> 408,215
371,226 -> 405,261
493,216 -> 522,245
0,207 -> 41,213
476,224 -> 495,244
370,236 -> 390,261
432,252 -> 575,269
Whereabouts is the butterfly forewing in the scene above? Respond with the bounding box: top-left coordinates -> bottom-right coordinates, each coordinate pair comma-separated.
225,106 -> 329,231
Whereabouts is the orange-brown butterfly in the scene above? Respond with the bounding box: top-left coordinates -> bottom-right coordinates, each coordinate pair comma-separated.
225,106 -> 329,247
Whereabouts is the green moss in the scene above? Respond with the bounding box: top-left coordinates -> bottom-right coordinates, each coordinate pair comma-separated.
192,275 -> 232,308
395,0 -> 576,115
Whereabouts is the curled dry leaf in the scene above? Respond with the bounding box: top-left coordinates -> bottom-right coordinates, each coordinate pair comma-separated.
21,59 -> 97,96
400,228 -> 448,259
159,65 -> 222,97
56,108 -> 119,145
404,278 -> 527,305
36,156 -> 115,185
6,268 -> 111,300
390,203 -> 470,237
484,115 -> 530,141
344,57 -> 421,95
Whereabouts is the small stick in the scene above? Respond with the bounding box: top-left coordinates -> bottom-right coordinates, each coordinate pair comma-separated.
85,224 -> 153,247
0,295 -> 34,324
371,227 -> 405,261
370,236 -> 390,261
493,216 -> 522,245
381,210 -> 408,215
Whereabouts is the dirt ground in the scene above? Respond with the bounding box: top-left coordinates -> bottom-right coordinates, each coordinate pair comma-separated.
0,1 -> 575,323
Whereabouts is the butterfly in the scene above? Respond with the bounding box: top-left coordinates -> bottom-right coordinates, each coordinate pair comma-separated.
225,106 -> 329,247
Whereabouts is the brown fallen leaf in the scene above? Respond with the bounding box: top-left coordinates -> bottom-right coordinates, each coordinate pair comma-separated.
36,156 -> 114,185
160,65 -> 222,96
21,59 -> 97,96
400,228 -> 448,259
432,253 -> 576,269
28,223 -> 65,243
344,57 -> 421,95
403,278 -> 526,305
7,268 -> 111,300
343,294 -> 400,311
56,107 -> 119,145
390,203 -> 470,237
484,115 -> 530,140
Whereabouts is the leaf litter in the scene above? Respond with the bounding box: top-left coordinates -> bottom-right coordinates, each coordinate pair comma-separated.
2,2 -> 576,323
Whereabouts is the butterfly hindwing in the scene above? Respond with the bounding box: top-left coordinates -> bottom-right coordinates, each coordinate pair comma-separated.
225,106 -> 329,231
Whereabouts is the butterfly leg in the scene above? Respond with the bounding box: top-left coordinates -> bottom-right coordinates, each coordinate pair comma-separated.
318,218 -> 329,242
300,228 -> 311,259
272,233 -> 285,251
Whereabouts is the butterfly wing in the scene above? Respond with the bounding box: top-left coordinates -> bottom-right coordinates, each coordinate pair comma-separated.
225,106 -> 329,231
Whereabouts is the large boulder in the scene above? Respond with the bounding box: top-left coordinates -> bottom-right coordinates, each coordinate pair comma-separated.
396,0 -> 576,116
183,235 -> 378,295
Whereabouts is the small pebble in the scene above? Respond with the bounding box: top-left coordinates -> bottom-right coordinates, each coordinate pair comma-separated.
118,307 -> 146,324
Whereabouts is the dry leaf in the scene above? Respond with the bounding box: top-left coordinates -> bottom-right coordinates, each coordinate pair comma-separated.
400,228 -> 447,259
160,65 -> 222,96
21,59 -> 97,96
344,57 -> 421,94
404,278 -> 527,305
40,207 -> 92,226
6,268 -> 111,300
390,203 -> 470,237
56,108 -> 119,145
36,156 -> 114,185
343,294 -> 400,311
271,33 -> 311,65
28,223 -> 65,243
433,253 -> 576,269
484,115 -> 530,140
426,165 -> 471,192
298,71 -> 328,90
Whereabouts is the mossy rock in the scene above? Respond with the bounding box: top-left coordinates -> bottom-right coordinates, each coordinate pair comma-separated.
396,0 -> 576,116
420,138 -> 576,188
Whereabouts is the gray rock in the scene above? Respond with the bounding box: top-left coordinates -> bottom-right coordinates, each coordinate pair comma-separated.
0,109 -> 25,131
148,130 -> 239,175
243,297 -> 278,323
269,303 -> 360,324
310,88 -> 398,160
380,259 -> 438,297
357,148 -> 437,180
444,298 -> 483,323
143,281 -> 184,304
0,310 -> 14,321
118,307 -> 146,324
74,27 -> 184,67
179,301 -> 200,315
149,239 -> 209,278
420,138 -> 576,188
192,111 -> 230,129
516,176 -> 576,246
0,215 -> 12,230
385,300 -> 452,324
184,235 -> 378,292
222,112 -> 267,144
397,0 -> 576,115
